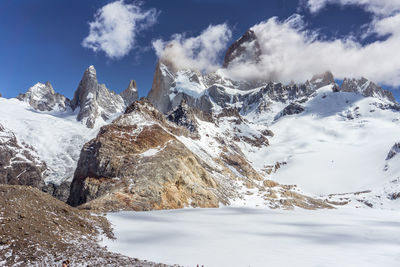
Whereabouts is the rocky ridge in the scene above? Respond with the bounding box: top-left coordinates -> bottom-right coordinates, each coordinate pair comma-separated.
0,124 -> 46,188
67,99 -> 332,211
17,81 -> 70,112
0,185 -> 174,266
17,65 -> 138,128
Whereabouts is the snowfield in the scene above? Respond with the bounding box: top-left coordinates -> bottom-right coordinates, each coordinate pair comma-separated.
0,98 -> 103,184
240,86 -> 400,204
103,207 -> 400,267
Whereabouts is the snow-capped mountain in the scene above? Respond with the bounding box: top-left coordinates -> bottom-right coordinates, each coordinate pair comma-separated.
71,65 -> 138,128
0,66 -> 138,200
17,81 -> 70,112
1,29 -> 400,211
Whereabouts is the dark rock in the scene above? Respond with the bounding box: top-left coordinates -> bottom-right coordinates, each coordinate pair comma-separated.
275,103 -> 305,120
167,101 -> 197,133
0,124 -> 46,188
223,29 -> 262,68
386,143 -> 400,160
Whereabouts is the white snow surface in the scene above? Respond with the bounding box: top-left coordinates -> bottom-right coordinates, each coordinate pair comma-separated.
0,98 -> 104,184
242,86 -> 400,199
103,207 -> 400,267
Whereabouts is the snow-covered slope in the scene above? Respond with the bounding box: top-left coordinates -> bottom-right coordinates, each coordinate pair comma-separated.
243,85 -> 400,208
0,65 -> 138,193
147,52 -> 400,209
0,98 -> 102,185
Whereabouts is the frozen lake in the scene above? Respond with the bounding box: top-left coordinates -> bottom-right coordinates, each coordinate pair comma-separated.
102,207 -> 400,267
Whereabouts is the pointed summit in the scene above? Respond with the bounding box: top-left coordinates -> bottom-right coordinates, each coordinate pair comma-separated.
223,29 -> 262,68
71,65 -> 128,128
120,80 -> 138,107
17,81 -> 70,112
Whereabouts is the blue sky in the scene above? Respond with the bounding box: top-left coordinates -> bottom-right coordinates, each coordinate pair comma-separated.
0,0 -> 399,100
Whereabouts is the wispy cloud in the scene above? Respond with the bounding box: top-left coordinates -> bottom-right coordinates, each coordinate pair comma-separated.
82,0 -> 159,59
152,24 -> 232,72
306,0 -> 400,16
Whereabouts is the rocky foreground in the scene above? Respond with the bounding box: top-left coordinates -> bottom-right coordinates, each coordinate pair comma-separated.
0,185 -> 176,266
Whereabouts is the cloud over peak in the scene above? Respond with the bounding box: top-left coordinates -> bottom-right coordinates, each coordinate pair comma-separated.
152,23 -> 232,73
82,1 -> 159,59
224,13 -> 400,86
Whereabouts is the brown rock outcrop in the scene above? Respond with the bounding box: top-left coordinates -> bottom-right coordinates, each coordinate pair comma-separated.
68,100 -> 223,211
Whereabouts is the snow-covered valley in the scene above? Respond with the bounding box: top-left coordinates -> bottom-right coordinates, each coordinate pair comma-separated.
103,207 -> 400,267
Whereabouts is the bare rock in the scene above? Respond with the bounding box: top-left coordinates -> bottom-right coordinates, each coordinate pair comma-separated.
0,185 -> 172,266
341,77 -> 396,103
223,29 -> 262,68
0,123 -> 46,188
68,100 -> 223,211
71,66 -> 127,128
17,81 -> 70,112
120,80 -> 139,107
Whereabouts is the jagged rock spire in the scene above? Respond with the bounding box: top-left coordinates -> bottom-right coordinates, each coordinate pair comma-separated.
71,65 -> 138,128
120,80 -> 138,107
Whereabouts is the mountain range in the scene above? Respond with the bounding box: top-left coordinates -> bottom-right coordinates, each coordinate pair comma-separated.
1,29 -> 399,212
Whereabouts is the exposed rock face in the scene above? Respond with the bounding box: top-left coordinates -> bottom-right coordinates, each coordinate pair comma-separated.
17,81 -> 70,112
68,100 -> 223,211
275,103 -> 305,120
71,65 -> 136,128
148,60 -> 332,117
16,66 -> 138,128
341,77 -> 396,103
310,71 -> 335,89
147,61 -> 177,114
0,185 -> 170,266
67,99 -> 332,211
167,101 -> 198,133
0,124 -> 46,188
386,143 -> 400,160
120,80 -> 139,107
223,29 -> 262,68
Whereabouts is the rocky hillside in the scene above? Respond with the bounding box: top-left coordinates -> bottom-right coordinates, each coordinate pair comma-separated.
0,124 -> 46,188
67,99 -> 331,211
0,185 -> 174,266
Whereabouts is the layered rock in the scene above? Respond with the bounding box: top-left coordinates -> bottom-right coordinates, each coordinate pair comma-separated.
17,81 -> 70,112
0,124 -> 47,188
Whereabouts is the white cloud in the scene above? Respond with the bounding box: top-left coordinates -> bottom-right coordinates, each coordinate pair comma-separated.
224,14 -> 400,87
82,1 -> 158,59
152,24 -> 232,72
306,0 -> 400,16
